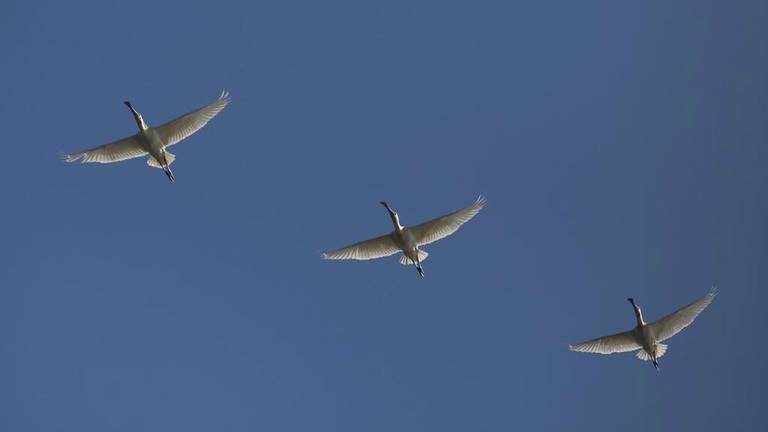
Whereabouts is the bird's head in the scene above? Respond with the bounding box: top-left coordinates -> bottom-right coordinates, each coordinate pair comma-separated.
380,201 -> 396,216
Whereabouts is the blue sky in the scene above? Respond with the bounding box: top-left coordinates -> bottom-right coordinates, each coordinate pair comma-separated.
1,0 -> 767,430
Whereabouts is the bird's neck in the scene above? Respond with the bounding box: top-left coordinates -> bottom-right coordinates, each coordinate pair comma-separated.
132,112 -> 149,131
635,310 -> 645,327
389,213 -> 403,231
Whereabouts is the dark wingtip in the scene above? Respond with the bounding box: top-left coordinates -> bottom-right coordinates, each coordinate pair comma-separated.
123,101 -> 131,107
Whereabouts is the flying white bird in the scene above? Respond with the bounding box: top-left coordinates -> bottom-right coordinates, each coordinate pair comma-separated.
569,288 -> 717,370
322,196 -> 486,277
63,91 -> 231,181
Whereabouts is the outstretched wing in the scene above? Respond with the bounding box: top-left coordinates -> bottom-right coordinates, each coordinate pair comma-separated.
409,196 -> 486,246
154,91 -> 231,147
321,234 -> 400,261
63,135 -> 146,164
648,288 -> 717,342
569,330 -> 641,354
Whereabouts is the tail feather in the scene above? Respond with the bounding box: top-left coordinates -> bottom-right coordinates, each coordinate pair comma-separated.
147,151 -> 176,168
399,250 -> 429,265
147,156 -> 162,168
636,344 -> 668,361
636,349 -> 652,361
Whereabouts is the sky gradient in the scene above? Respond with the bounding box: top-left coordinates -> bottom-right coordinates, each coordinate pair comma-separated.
2,1 -> 767,431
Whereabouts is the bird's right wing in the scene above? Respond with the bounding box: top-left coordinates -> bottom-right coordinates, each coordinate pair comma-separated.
154,91 -> 231,147
63,135 -> 146,164
569,330 -> 641,354
648,289 -> 717,342
409,196 -> 486,246
321,234 -> 400,261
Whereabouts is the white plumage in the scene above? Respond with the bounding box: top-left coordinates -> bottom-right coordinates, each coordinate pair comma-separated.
65,136 -> 147,164
569,330 -> 641,355
569,288 -> 716,370
409,197 -> 486,246
153,92 -> 231,148
636,344 -> 667,361
64,91 -> 231,181
322,233 -> 401,261
648,290 -> 717,342
322,196 -> 486,277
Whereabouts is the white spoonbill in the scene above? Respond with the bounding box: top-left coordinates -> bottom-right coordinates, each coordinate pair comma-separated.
322,196 -> 486,277
569,288 -> 717,370
63,91 -> 231,181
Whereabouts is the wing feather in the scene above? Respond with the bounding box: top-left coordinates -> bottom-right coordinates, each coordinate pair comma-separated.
154,91 -> 231,147
63,135 -> 146,164
569,330 -> 641,354
321,234 -> 400,261
409,196 -> 486,246
648,288 -> 716,342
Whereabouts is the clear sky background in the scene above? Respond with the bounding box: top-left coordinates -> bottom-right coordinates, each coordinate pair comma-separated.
1,1 -> 766,430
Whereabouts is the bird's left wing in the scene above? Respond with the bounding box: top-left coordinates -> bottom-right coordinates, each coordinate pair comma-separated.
154,91 -> 231,147
321,234 -> 400,261
409,196 -> 486,246
63,135 -> 146,164
569,330 -> 641,354
648,288 -> 716,342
